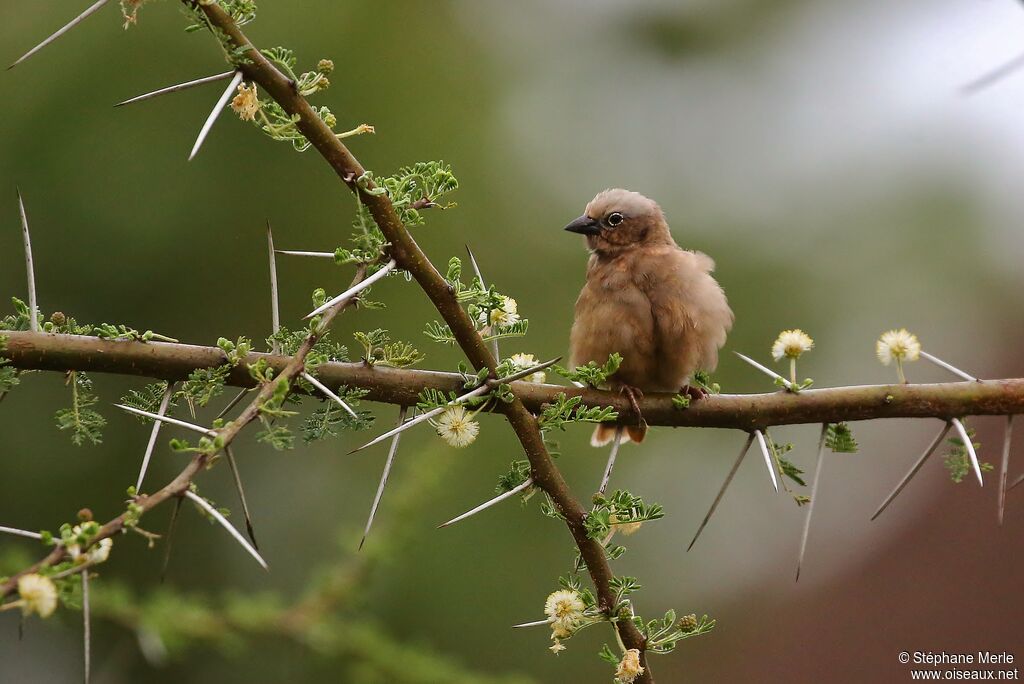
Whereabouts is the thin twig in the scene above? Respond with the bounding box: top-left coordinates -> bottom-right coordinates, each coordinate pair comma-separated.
183,489 -> 267,570
438,478 -> 534,528
359,406 -> 408,550
115,71 -> 235,107
267,221 -> 280,354
188,71 -> 243,161
998,415 -> 1013,526
303,259 -> 397,319
8,0 -> 109,70
795,424 -> 828,582
687,434 -> 753,551
951,417 -> 984,487
135,382 -> 175,492
224,446 -> 258,549
597,427 -> 623,496
114,403 -> 216,436
871,423 -> 952,520
16,189 -> 38,333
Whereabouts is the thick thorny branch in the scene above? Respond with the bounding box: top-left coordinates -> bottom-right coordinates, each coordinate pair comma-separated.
0,266 -> 369,599
5,331 -> 1024,429
183,1 -> 654,674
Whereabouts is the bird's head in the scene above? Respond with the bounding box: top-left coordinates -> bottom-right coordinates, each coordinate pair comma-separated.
564,188 -> 672,255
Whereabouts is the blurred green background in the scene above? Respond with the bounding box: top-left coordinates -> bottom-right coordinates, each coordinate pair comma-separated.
2,1 -> 1024,682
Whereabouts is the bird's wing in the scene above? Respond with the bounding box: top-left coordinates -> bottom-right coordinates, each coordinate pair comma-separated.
640,248 -> 733,383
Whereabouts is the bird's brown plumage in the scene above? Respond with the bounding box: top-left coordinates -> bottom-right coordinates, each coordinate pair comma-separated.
566,189 -> 733,445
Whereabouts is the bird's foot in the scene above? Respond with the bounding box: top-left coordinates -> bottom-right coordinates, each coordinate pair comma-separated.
680,384 -> 708,402
619,385 -> 647,428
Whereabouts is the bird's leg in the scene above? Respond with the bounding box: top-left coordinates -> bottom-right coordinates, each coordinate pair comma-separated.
620,385 -> 647,428
680,384 -> 708,402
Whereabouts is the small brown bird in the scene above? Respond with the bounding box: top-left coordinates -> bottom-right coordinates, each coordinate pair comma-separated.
566,189 -> 734,446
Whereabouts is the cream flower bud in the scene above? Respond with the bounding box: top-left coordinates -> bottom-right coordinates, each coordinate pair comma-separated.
17,574 -> 57,618
615,649 -> 645,683
509,353 -> 546,383
230,83 -> 260,122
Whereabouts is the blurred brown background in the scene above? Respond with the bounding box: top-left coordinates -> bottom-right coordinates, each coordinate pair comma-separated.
1,1 -> 1023,682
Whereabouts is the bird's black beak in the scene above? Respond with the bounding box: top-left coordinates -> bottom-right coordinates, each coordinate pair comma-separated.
564,215 -> 600,236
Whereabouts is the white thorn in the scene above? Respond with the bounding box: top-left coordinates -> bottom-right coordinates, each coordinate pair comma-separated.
9,0 -> 109,70
183,490 -> 267,570
439,478 -> 533,528
304,259 -> 397,319
960,50 -> 1024,96
275,250 -> 336,259
687,434 -> 753,551
796,424 -> 828,582
115,71 -> 235,107
998,415 -> 1014,526
919,351 -> 978,383
215,387 -> 250,420
733,352 -> 794,390
349,357 -> 560,454
872,423 -> 953,520
301,372 -> 359,420
754,430 -> 779,492
114,403 -> 216,437
135,383 -> 175,493
16,189 -> 38,333
466,245 -> 499,362
0,525 -> 42,540
224,446 -> 258,549
82,571 -> 91,684
188,71 -> 243,161
597,427 -> 623,495
360,406 -> 408,550
511,618 -> 552,629
951,418 -> 984,487
349,384 -> 489,454
266,222 -> 280,354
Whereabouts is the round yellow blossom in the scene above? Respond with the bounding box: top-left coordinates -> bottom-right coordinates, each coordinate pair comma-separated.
876,329 -> 921,366
434,405 -> 480,448
509,353 -> 546,383
615,649 -> 645,683
17,574 -> 57,618
230,83 -> 260,122
771,329 -> 814,361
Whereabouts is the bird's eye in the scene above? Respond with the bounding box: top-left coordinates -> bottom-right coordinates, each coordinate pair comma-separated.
606,212 -> 624,227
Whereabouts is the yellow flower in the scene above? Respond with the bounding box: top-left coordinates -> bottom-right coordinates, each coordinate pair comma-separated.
771,329 -> 814,361
615,649 -> 645,683
17,574 -> 57,618
509,353 -> 546,383
876,329 -> 921,365
231,83 -> 261,122
434,406 -> 480,448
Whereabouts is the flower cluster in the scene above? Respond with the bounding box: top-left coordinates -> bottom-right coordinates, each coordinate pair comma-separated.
15,574 -> 57,618
876,328 -> 921,383
508,353 -> 547,384
615,649 -> 645,683
231,83 -> 261,122
433,405 -> 480,448
544,589 -> 585,653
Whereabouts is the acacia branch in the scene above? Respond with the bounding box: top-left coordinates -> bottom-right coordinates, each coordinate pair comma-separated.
185,1 -> 655,675
0,266 -> 368,599
4,331 -> 1024,429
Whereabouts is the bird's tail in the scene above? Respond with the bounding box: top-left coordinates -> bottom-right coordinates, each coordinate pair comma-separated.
590,423 -> 647,447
